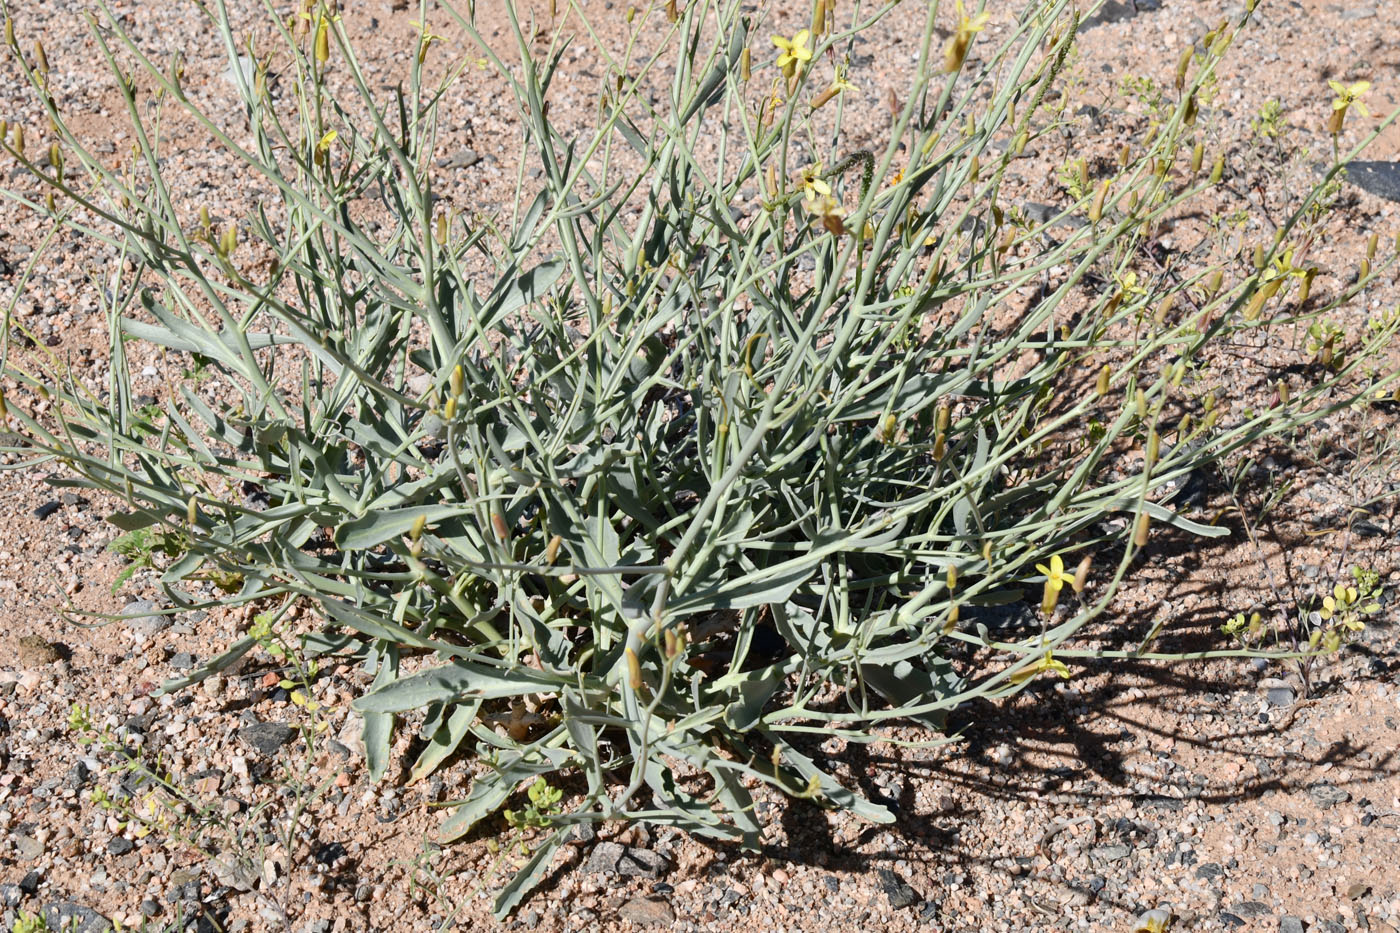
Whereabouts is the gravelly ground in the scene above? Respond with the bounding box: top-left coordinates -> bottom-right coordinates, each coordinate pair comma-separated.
0,0 -> 1399,931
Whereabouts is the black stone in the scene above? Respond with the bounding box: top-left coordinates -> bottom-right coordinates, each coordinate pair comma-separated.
875,868 -> 920,910
107,837 -> 134,856
33,501 -> 61,520
19,871 -> 41,895
1195,862 -> 1223,880
1344,161 -> 1400,203
237,721 -> 295,757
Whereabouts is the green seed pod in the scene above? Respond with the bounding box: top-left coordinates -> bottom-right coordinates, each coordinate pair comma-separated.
1243,290 -> 1266,321
1209,153 -> 1224,184
1135,388 -> 1147,421
946,564 -> 958,593
409,514 -> 427,541
1278,380 -> 1290,406
1367,233 -> 1379,261
1178,412 -> 1193,436
1095,364 -> 1110,397
1360,258 -> 1371,280
1146,430 -> 1159,469
13,124 -> 23,157
740,47 -> 751,82
935,402 -> 950,433
1175,46 -> 1191,91
4,18 -> 14,50
435,213 -> 447,244
811,0 -> 827,37
1183,94 -> 1198,126
1206,269 -> 1223,296
1012,129 -> 1028,156
969,155 -> 979,185
34,40 -> 48,75
1253,243 -> 1266,270
1190,142 -> 1203,176
1202,409 -> 1219,430
0,389 -> 8,421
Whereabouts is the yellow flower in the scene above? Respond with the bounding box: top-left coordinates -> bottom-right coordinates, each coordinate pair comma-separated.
1327,79 -> 1371,134
1008,649 -> 1071,685
798,164 -> 831,199
1329,79 -> 1372,115
943,0 -> 990,73
803,194 -> 846,236
772,29 -> 813,76
1035,553 -> 1071,594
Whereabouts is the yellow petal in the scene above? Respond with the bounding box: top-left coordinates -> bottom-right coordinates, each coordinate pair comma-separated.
1050,554 -> 1064,575
1328,80 -> 1346,94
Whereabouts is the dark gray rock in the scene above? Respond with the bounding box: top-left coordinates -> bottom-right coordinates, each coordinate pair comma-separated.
32,501 -> 60,520
437,148 -> 481,170
168,652 -> 197,671
1230,900 -> 1271,918
875,868 -> 919,909
1195,862 -> 1223,880
42,902 -> 112,933
1265,687 -> 1296,708
106,837 -> 134,856
1307,782 -> 1350,809
0,885 -> 20,908
1344,162 -> 1400,203
615,896 -> 675,927
1279,917 -> 1304,933
18,872 -> 40,895
237,721 -> 295,757
583,842 -> 668,879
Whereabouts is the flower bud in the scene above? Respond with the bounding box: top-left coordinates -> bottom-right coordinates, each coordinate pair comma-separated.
315,17 -> 329,63
1072,555 -> 1091,594
1088,179 -> 1109,223
1154,293 -> 1176,326
1133,513 -> 1150,547
34,40 -> 48,75
186,495 -> 198,525
544,534 -> 562,566
1190,142 -> 1203,176
491,512 -> 509,541
410,513 -> 427,541
1095,364 -> 1110,397
740,48 -> 751,82
1209,153 -> 1224,184
946,564 -> 958,592
443,395 -> 457,420
1146,430 -> 1159,469
625,648 -> 642,689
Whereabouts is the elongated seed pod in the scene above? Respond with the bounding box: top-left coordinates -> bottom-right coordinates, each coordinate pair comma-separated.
811,0 -> 827,36
1367,233 -> 1379,260
1095,364 -> 1110,397
1210,153 -> 1224,184
410,514 -> 427,541
1135,388 -> 1147,421
1360,258 -> 1371,280
1278,380 -> 1290,406
1252,243 -> 1266,270
435,213 -> 447,244
491,512 -> 509,541
544,534 -> 562,566
4,18 -> 13,50
35,40 -> 48,74
1244,290 -> 1266,321
1175,46 -> 1191,91
942,602 -> 960,633
1133,513 -> 1151,547
1178,412 -> 1192,435
1088,179 -> 1109,223
625,648 -> 642,689
13,124 -> 23,157
1190,142 -> 1203,175
811,84 -> 839,110
946,564 -> 958,592
1206,269 -> 1223,296
740,47 -> 751,81
1072,555 -> 1091,594
1154,293 -> 1176,326
1146,430 -> 1160,469
186,495 -> 198,525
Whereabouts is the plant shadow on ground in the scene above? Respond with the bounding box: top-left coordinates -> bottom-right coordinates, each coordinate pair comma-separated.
657,521 -> 1397,916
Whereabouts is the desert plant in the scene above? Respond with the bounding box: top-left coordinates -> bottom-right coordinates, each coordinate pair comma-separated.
2,0 -> 1398,916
